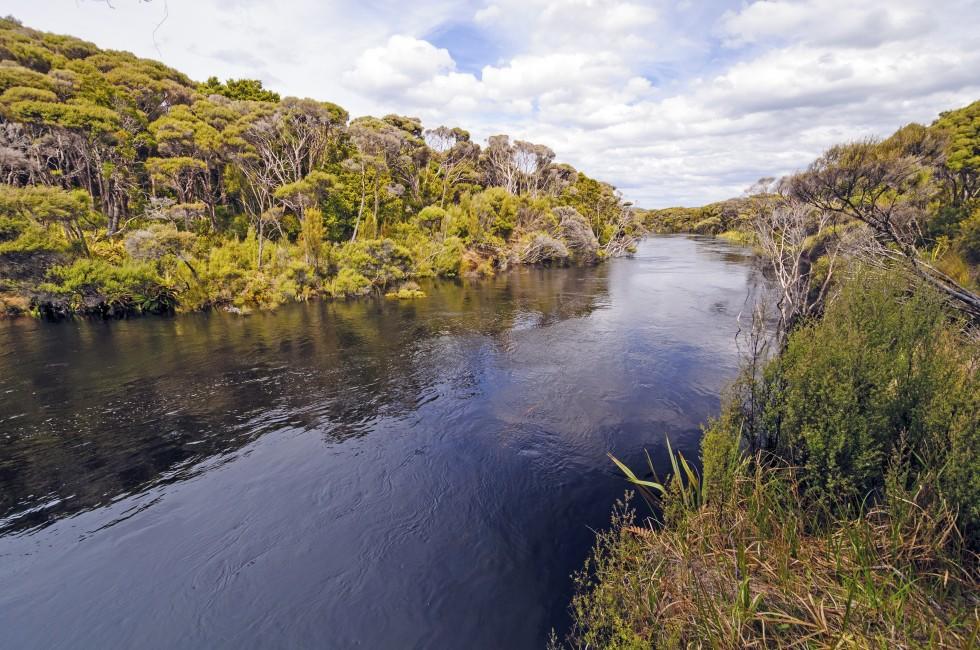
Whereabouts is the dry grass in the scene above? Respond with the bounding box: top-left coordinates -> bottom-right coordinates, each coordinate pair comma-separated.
0,291 -> 30,316
564,465 -> 980,649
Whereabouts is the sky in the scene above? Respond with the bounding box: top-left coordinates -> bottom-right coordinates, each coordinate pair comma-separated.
2,0 -> 979,207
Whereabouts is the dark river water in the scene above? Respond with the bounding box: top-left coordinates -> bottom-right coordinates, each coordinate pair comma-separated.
0,235 -> 763,649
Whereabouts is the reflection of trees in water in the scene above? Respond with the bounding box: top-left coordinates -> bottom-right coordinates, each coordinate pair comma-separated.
0,264 -> 611,534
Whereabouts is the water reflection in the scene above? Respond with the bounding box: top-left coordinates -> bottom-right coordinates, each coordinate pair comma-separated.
0,235 -> 764,649
0,262 -> 612,534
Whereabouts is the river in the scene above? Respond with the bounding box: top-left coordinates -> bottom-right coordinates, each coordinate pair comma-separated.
0,235 -> 764,649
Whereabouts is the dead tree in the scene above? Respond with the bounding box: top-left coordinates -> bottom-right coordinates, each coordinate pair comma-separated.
751,198 -> 841,343
788,140 -> 980,321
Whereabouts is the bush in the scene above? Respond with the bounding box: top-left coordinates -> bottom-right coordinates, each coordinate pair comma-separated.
413,205 -> 447,233
519,231 -> 569,265
555,206 -> 599,263
433,236 -> 465,277
765,272 -> 979,538
691,215 -> 722,234
35,258 -> 177,317
336,238 -> 413,288
327,267 -> 370,297
0,215 -> 68,281
956,205 -> 980,264
472,187 -> 518,239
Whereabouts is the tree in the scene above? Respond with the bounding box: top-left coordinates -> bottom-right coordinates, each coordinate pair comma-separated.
560,173 -> 622,241
481,134 -> 518,194
198,76 -> 280,103
789,139 -> 980,320
273,170 -> 334,217
146,156 -> 207,204
512,140 -> 555,197
237,97 -> 348,219
124,223 -> 199,279
348,116 -> 407,238
751,198 -> 840,344
933,100 -> 980,205
148,102 -> 227,228
299,206 -> 326,271
0,183 -> 93,247
0,184 -> 89,284
425,125 -> 479,208
8,98 -> 136,234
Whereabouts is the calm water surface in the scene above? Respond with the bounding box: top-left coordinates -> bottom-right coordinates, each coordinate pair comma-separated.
0,235 -> 763,649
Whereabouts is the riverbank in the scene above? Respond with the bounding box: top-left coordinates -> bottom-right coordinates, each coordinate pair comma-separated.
0,18 -> 639,321
0,228 -> 637,320
562,270 -> 980,648
565,98 -> 980,647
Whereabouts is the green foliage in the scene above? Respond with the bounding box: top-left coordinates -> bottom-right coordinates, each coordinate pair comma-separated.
36,258 -> 177,316
0,215 -> 69,280
573,270 -> 980,647
0,19 -> 637,318
198,76 -> 280,102
699,408 -> 743,505
299,206 -> 327,272
567,461 -> 977,649
124,223 -> 197,262
471,187 -> 518,239
0,184 -> 93,229
433,236 -> 465,277
0,84 -> 57,104
765,273 -> 980,539
0,62 -> 55,93
413,205 -> 447,233
336,239 -> 412,288
0,184 -> 91,282
956,205 -> 980,263
10,98 -> 121,133
327,267 -> 370,297
935,100 -> 980,180
644,198 -> 755,235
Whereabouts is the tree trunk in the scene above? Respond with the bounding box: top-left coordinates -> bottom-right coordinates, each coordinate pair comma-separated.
351,168 -> 366,242
257,220 -> 264,270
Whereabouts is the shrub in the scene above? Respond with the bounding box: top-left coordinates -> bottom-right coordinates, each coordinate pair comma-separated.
765,272 -> 979,538
433,236 -> 465,277
413,205 -> 448,234
0,215 -> 68,281
956,205 -> 980,264
555,206 -> 599,263
691,215 -> 722,234
35,258 -> 177,317
472,187 -> 518,239
519,231 -> 569,265
336,238 -> 413,288
327,267 -> 371,297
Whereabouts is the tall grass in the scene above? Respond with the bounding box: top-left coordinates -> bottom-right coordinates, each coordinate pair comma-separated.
563,461 -> 979,649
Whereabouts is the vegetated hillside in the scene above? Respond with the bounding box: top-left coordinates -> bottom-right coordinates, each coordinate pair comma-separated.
564,100 -> 980,649
0,17 -> 639,318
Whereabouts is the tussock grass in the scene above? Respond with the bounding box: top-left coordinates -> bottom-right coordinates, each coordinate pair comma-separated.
564,463 -> 979,649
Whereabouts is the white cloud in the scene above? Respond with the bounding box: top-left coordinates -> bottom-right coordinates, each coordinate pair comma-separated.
344,35 -> 457,95
474,4 -> 501,23
2,0 -> 978,206
718,0 -> 928,49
